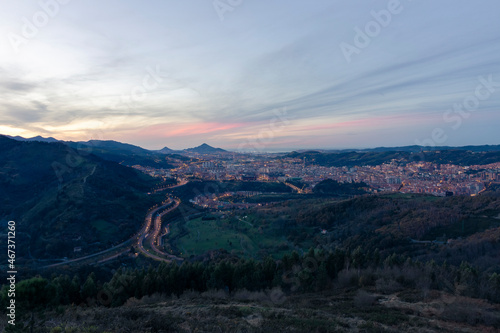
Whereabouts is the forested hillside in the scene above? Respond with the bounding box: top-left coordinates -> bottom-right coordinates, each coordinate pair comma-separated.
0,136 -> 160,259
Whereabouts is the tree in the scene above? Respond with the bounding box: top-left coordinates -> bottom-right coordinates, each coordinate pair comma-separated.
213,261 -> 234,291
8,277 -> 51,333
351,246 -> 366,272
314,262 -> 330,291
80,273 -> 97,302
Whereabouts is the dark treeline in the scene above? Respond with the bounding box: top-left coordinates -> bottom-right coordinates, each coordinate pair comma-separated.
312,179 -> 368,196
3,248 -> 500,313
286,150 -> 500,167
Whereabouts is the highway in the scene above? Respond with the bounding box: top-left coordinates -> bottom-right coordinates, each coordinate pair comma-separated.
283,181 -> 305,194
135,198 -> 184,262
42,239 -> 135,268
150,206 -> 183,260
41,179 -> 189,268
153,178 -> 188,193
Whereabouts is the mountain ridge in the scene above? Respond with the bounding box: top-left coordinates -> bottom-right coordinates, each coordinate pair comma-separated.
5,134 -> 59,143
4,134 -> 500,153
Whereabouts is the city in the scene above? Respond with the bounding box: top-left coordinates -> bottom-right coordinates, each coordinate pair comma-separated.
133,152 -> 500,197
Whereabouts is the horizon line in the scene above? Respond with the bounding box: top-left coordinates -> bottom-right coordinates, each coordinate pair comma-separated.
2,133 -> 500,153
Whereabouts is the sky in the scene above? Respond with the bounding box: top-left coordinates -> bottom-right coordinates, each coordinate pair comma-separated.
0,0 -> 499,152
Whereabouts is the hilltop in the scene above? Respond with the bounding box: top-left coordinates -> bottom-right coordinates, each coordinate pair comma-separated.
185,143 -> 227,154
5,135 -> 59,143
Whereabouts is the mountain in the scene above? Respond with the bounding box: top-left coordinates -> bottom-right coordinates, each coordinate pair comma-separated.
7,135 -> 59,143
156,146 -> 183,154
0,135 -> 160,260
317,144 -> 500,153
185,143 -> 226,154
65,140 -> 175,169
80,140 -> 151,155
286,149 -> 500,167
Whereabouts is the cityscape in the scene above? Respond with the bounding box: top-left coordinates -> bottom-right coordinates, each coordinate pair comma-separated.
134,151 -> 500,197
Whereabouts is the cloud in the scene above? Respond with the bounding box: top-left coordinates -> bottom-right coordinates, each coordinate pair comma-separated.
136,122 -> 246,139
0,80 -> 37,92
0,1 -> 499,148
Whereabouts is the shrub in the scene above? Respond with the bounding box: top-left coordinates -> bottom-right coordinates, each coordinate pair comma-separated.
375,278 -> 403,294
335,269 -> 358,288
354,289 -> 377,308
201,289 -> 229,300
233,289 -> 268,302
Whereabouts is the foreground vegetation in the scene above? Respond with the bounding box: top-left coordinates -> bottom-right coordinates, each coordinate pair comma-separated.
4,288 -> 500,332
1,247 -> 500,332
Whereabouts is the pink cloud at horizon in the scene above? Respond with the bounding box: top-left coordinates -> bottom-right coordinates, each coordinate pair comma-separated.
135,122 -> 246,139
289,113 -> 437,134
124,112 -> 448,150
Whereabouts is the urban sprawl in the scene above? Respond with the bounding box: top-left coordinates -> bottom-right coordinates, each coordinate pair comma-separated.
134,153 -> 500,197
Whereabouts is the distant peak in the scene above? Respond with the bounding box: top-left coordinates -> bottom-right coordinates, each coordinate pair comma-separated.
185,143 -> 226,153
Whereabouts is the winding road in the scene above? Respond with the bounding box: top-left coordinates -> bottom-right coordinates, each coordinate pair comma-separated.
135,198 -> 184,262
41,179 -> 188,268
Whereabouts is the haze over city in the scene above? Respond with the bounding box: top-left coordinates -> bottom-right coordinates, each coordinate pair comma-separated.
1,0 -> 499,150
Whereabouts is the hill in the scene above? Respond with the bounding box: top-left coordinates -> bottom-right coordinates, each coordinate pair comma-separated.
0,135 -> 160,260
6,135 -> 59,143
318,144 -> 500,153
66,140 -> 175,169
156,146 -> 183,154
81,140 -> 151,155
286,150 -> 500,167
185,143 -> 227,154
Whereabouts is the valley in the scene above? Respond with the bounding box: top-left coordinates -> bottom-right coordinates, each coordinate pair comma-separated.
1,136 -> 500,332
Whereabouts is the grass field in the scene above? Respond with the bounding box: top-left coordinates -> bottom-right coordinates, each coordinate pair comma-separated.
171,214 -> 309,259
